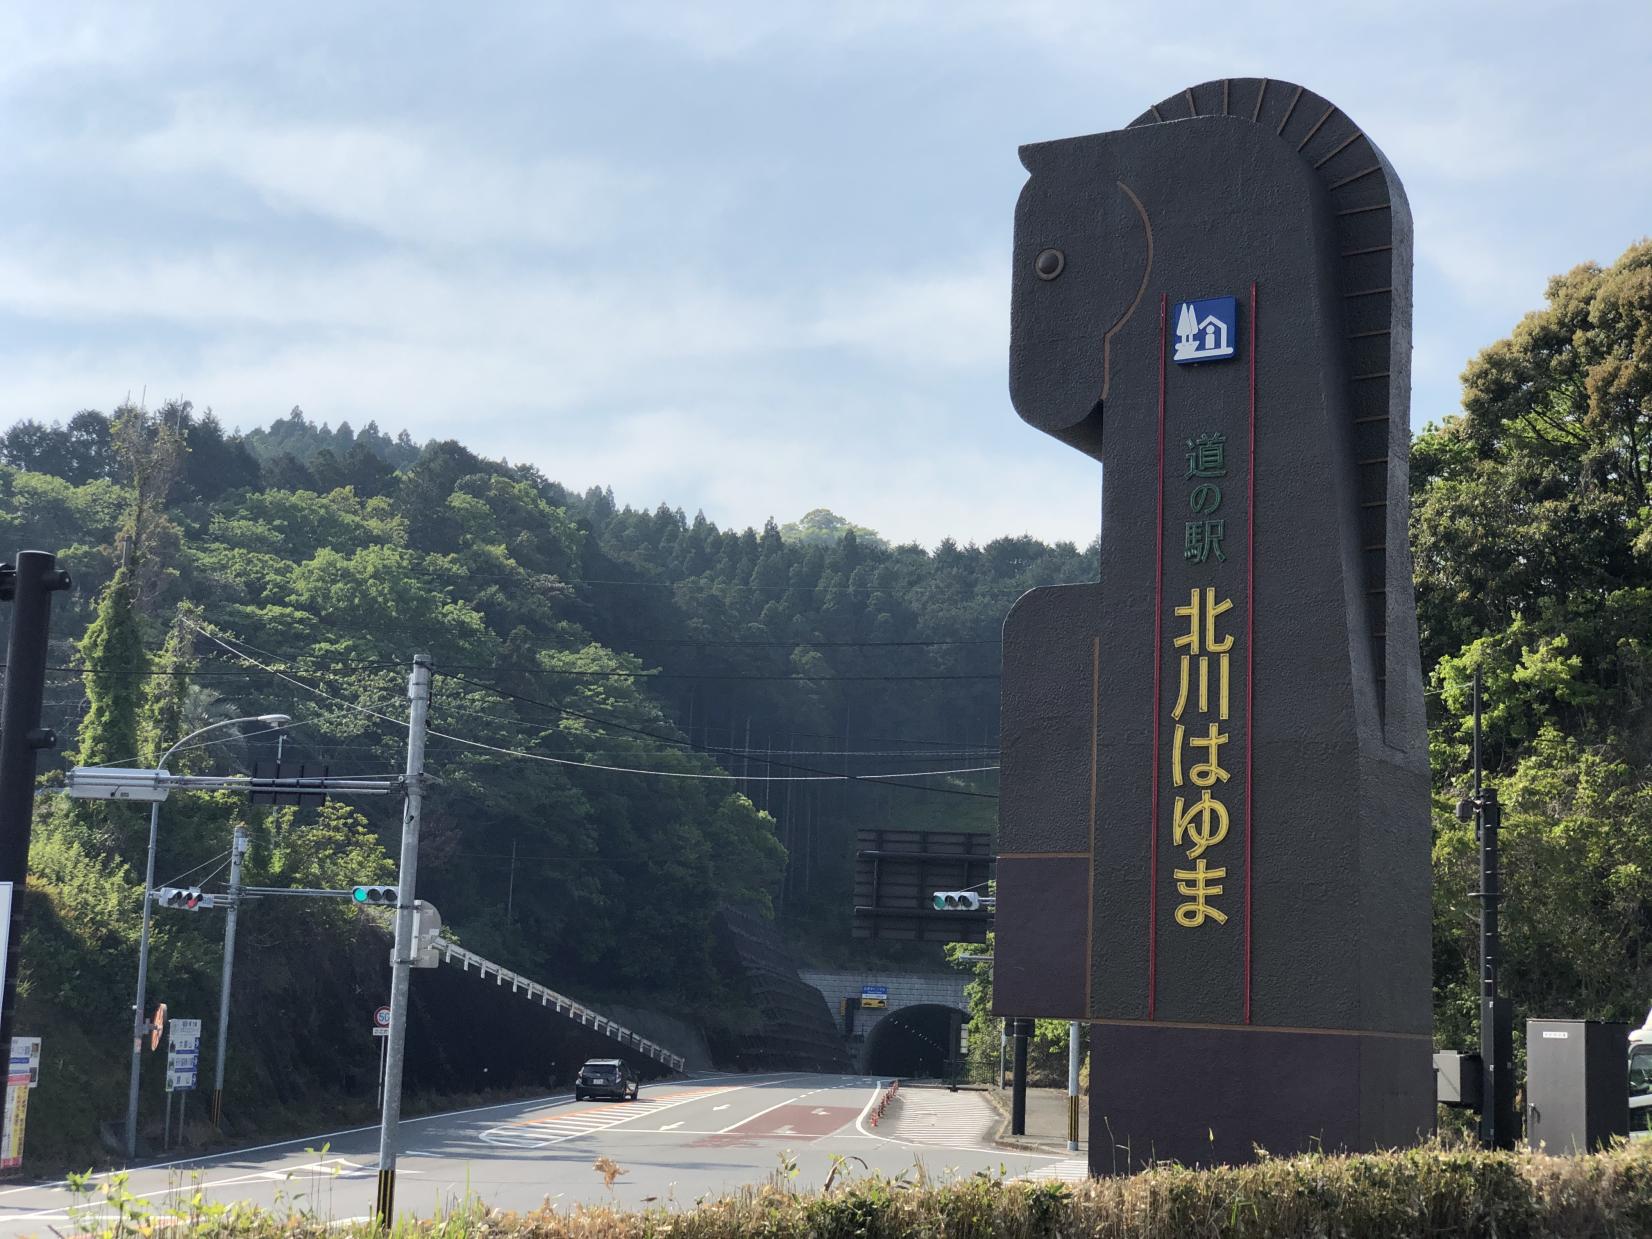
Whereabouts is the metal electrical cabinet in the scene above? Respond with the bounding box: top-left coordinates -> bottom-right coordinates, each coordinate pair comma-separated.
1526,1020 -> 1629,1153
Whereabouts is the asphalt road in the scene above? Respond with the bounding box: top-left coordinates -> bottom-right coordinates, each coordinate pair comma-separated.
0,1073 -> 1063,1232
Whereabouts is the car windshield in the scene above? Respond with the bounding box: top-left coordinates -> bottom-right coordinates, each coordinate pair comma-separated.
1631,1046 -> 1652,1096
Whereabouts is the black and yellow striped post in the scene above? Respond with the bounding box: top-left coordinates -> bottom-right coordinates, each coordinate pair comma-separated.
375,1168 -> 395,1225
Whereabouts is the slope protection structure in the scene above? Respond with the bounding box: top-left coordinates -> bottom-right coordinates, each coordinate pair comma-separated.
709,907 -> 851,1072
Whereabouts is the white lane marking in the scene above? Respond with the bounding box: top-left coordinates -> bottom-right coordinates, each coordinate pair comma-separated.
712,1104 -> 729,1111
714,1087 -> 821,1134
846,1084 -> 1066,1161
659,1122 -> 683,1130
853,1078 -> 894,1140
16,1159 -> 419,1221
0,1071 -> 804,1200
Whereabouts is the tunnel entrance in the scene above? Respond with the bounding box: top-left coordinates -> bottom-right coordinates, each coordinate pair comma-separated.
861,1003 -> 967,1078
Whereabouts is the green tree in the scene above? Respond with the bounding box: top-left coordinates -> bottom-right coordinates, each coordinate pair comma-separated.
70,565 -> 147,768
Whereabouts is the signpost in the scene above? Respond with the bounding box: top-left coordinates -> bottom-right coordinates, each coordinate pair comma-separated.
373,1005 -> 391,1107
0,1037 -> 39,1170
995,77 -> 1431,1172
164,1018 -> 201,1148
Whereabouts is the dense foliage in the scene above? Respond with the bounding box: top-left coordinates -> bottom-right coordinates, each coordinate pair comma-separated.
1418,239 -> 1652,1048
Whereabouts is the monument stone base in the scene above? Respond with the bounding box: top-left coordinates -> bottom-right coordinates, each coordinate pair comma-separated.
1087,1022 -> 1434,1173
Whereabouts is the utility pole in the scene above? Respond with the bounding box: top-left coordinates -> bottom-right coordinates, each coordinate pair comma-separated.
127,713 -> 289,1161
0,551 -> 71,1053
1469,668 -> 1515,1148
375,654 -> 432,1225
210,824 -> 249,1132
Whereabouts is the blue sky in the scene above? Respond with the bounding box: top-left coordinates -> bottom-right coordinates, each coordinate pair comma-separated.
1,2 -> 1647,547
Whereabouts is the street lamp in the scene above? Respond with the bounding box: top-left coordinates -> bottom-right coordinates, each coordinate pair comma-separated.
124,713 -> 289,1161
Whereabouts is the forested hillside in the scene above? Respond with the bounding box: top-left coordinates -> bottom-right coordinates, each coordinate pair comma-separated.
0,403 -> 1091,1158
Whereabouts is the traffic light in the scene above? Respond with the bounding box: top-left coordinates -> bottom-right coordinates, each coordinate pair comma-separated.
932,890 -> 983,912
156,887 -> 213,910
352,885 -> 397,905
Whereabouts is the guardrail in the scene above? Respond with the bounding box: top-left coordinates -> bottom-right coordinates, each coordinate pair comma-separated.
433,940 -> 686,1071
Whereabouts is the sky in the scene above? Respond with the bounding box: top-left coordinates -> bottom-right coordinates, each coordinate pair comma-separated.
0,2 -> 1647,548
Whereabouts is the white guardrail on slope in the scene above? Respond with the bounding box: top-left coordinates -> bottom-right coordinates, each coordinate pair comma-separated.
433,939 -> 687,1072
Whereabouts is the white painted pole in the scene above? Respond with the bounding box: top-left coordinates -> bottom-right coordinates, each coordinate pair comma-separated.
1067,1020 -> 1081,1152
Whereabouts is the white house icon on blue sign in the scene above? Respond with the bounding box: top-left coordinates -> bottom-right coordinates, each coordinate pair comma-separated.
1172,296 -> 1238,364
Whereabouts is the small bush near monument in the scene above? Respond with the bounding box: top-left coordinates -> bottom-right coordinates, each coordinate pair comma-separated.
68,1142 -> 1652,1236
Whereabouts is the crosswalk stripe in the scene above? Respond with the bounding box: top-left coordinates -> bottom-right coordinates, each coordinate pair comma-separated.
1018,1157 -> 1088,1182
479,1086 -> 738,1149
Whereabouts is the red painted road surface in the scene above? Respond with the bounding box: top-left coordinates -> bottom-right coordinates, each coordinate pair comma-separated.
693,1103 -> 863,1147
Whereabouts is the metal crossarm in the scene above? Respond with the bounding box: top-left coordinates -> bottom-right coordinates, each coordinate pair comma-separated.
432,940 -> 686,1071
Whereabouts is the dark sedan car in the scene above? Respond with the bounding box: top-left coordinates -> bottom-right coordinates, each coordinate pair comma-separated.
574,1057 -> 639,1101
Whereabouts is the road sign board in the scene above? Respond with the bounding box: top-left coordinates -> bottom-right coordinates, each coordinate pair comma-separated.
0,1082 -> 26,1169
166,1019 -> 201,1091
860,985 -> 889,1009
372,1027 -> 389,1037
374,1005 -> 391,1028
6,1038 -> 39,1089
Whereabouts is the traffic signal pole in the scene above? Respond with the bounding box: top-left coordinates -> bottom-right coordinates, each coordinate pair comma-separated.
210,824 -> 248,1132
375,654 -> 432,1225
0,551 -> 71,1054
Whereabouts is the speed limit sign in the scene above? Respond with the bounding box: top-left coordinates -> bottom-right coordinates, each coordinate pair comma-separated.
372,1006 -> 391,1037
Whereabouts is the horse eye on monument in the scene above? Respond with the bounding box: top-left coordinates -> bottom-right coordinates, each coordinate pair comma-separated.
1034,248 -> 1065,280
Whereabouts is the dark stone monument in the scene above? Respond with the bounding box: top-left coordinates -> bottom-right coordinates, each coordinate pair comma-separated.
992,78 -> 1432,1171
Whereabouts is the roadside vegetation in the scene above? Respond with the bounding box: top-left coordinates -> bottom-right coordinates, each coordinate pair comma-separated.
62,1141 -> 1652,1237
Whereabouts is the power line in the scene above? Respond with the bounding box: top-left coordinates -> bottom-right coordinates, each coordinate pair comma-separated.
194,626 -> 998,797
441,673 -> 999,798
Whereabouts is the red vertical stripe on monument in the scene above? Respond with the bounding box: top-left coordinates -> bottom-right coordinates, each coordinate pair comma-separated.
1149,293 -> 1167,1020
1244,281 -> 1257,1023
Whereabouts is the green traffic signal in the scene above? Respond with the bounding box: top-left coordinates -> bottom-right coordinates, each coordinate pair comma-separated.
352,885 -> 396,905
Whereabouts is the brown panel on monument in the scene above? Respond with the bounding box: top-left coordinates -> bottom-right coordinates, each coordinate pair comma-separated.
1088,1021 -> 1431,1170
1000,79 -> 1433,1171
994,582 -> 1105,1019
994,856 -> 1087,1018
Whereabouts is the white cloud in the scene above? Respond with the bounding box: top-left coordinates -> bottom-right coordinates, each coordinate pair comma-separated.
125,99 -> 647,251
808,259 -> 1004,372
3,0 -> 1650,551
